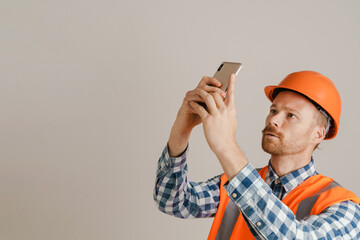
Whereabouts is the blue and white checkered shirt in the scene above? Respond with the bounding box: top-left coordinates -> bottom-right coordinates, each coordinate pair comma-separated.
153,144 -> 360,239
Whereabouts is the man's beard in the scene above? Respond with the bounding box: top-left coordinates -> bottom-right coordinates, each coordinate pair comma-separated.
261,125 -> 284,155
261,125 -> 309,156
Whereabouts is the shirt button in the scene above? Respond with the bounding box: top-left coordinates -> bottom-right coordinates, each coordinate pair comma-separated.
232,193 -> 237,198
165,161 -> 169,167
256,221 -> 262,227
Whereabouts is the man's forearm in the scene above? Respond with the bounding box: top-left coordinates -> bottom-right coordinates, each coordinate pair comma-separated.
168,124 -> 192,157
153,145 -> 221,219
215,142 -> 248,181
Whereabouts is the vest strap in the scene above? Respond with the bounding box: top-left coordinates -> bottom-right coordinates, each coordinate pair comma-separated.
215,168 -> 263,239
295,180 -> 341,220
215,200 -> 240,240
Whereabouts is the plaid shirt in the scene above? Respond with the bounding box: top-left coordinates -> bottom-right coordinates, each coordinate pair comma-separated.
154,145 -> 360,239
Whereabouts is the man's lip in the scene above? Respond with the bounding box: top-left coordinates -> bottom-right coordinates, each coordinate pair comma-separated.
264,132 -> 279,138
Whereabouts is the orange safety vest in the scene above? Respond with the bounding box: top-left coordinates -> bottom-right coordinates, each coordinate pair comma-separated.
208,166 -> 360,240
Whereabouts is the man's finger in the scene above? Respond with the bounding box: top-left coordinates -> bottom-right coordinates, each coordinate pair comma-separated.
189,101 -> 208,119
212,92 -> 225,109
185,90 -> 205,103
198,89 -> 218,114
203,85 -> 226,97
199,76 -> 222,88
225,74 -> 236,106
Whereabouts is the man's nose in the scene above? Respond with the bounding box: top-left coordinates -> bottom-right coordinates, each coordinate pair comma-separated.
268,113 -> 283,128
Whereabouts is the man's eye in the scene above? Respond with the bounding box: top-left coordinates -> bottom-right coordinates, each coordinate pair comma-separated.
270,109 -> 277,114
288,113 -> 295,119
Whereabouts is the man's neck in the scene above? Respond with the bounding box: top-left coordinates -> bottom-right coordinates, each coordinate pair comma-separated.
270,153 -> 312,177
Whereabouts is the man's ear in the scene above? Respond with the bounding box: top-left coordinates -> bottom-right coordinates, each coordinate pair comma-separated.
313,125 -> 326,145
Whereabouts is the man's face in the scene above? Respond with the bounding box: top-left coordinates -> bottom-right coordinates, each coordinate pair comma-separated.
261,91 -> 319,156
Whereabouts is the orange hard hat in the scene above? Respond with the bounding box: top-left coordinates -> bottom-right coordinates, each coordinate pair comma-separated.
264,71 -> 341,139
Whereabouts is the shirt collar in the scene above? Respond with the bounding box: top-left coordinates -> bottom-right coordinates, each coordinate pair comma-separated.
265,158 -> 318,194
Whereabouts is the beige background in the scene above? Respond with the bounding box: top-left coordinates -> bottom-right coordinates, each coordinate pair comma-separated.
1,1 -> 360,239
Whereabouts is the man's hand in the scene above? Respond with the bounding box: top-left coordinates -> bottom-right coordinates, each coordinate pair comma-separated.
189,74 -> 248,181
168,77 -> 226,157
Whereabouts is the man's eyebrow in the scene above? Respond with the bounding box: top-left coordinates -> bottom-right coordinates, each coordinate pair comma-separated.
270,104 -> 302,116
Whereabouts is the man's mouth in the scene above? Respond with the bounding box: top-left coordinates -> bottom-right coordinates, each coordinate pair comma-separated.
262,126 -> 282,139
264,132 -> 279,138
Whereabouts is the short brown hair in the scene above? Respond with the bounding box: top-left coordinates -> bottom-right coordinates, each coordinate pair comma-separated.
313,109 -> 329,151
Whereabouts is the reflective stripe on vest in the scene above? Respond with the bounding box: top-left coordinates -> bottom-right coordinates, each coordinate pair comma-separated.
215,168 -> 263,240
295,180 -> 340,220
209,167 -> 360,240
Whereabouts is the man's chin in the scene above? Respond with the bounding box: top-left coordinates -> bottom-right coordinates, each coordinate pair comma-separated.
262,146 -> 283,156
261,139 -> 279,155
262,145 -> 273,154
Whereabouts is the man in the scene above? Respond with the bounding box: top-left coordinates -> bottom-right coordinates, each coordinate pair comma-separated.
153,71 -> 360,239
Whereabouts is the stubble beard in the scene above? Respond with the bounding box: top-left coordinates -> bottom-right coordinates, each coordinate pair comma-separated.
262,135 -> 288,156
261,126 -> 310,156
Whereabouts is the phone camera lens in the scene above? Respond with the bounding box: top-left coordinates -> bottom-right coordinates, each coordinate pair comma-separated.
217,64 -> 224,71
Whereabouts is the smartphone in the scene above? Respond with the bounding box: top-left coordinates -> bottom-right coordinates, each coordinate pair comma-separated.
197,62 -> 242,110
213,62 -> 242,91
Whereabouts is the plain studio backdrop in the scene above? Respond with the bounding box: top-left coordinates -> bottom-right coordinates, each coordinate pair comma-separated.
1,1 -> 360,239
